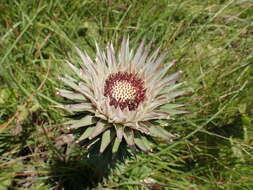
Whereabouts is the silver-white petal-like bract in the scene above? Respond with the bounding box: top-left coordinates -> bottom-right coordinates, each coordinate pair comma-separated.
57,37 -> 189,153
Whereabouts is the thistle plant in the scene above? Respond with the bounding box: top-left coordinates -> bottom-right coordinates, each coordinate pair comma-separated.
57,38 -> 189,153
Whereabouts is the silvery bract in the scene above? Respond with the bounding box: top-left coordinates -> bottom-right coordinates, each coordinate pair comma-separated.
57,38 -> 189,153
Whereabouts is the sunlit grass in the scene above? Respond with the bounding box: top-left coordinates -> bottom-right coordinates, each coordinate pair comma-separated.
0,0 -> 253,189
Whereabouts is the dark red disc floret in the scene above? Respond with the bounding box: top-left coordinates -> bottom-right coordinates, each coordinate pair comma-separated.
104,72 -> 146,111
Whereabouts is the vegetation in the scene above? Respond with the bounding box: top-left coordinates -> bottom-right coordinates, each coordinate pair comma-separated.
0,0 -> 253,189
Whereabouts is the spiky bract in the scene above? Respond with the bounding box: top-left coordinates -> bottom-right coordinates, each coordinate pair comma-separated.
57,38 -> 189,153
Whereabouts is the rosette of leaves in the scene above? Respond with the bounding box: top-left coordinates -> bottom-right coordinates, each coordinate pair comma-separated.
57,38 -> 189,153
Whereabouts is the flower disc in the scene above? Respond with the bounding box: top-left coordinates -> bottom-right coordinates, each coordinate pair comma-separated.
104,72 -> 146,111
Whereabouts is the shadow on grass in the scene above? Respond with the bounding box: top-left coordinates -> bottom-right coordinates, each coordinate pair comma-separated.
49,114 -> 246,189
203,116 -> 244,154
177,116 -> 245,173
49,142 -> 131,190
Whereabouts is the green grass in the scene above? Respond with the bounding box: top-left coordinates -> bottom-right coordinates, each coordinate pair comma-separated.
1,0 -> 253,189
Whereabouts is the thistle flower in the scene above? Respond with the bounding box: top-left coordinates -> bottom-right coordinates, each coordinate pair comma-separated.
57,38 -> 189,153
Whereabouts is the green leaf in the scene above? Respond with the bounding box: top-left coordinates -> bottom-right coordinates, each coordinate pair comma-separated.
123,128 -> 134,146
65,115 -> 95,130
76,127 -> 94,142
141,136 -> 154,150
87,137 -> 101,149
149,125 -> 176,141
112,136 -> 121,153
89,121 -> 110,139
134,132 -> 149,152
100,129 -> 115,153
114,124 -> 124,142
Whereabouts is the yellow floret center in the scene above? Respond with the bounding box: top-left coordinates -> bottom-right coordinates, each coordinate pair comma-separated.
111,81 -> 136,102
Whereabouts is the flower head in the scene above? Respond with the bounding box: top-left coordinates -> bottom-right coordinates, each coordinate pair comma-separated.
57,38 -> 189,153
